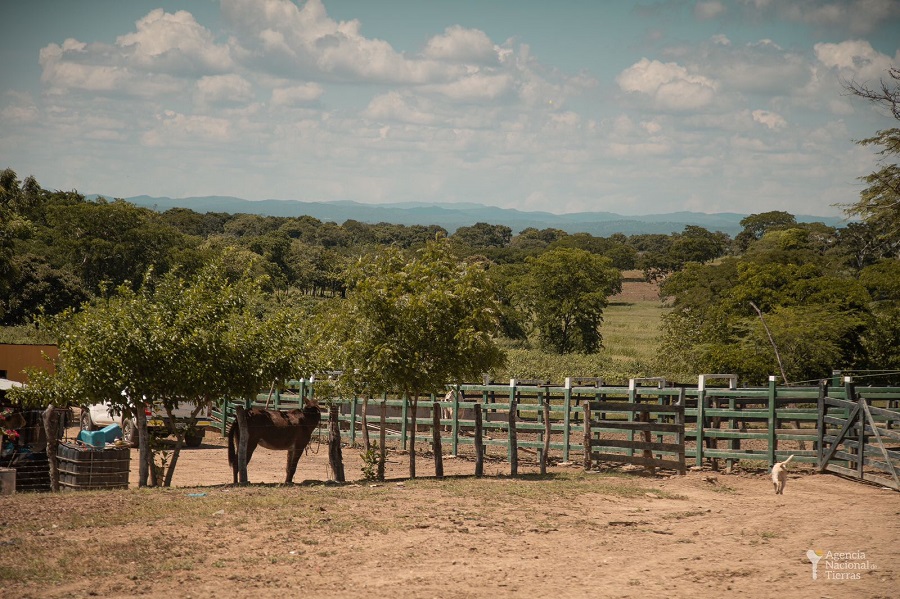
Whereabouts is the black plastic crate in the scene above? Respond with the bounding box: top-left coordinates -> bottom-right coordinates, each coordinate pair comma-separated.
57,443 -> 130,490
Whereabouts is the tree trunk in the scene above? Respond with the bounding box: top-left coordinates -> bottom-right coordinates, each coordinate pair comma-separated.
378,398 -> 387,482
432,401 -> 444,479
329,405 -> 345,482
137,406 -> 150,487
361,395 -> 370,450
42,406 -> 60,492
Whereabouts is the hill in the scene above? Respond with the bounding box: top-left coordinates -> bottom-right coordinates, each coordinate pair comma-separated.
108,194 -> 847,237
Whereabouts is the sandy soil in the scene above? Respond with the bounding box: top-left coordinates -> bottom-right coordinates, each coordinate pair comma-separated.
25,426 -> 898,599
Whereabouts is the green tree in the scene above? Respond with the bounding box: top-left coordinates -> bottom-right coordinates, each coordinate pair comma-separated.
319,237 -> 505,478
842,67 -> 900,257
734,211 -> 797,252
451,222 -> 513,250
21,259 -> 308,487
515,247 -> 621,354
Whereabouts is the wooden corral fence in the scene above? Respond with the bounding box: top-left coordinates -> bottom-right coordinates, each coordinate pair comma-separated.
211,375 -> 900,486
817,380 -> 900,491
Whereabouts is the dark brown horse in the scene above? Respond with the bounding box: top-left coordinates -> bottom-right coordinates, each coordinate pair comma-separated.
228,399 -> 322,484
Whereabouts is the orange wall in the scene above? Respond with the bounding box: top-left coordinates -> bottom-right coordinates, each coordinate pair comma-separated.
0,344 -> 58,383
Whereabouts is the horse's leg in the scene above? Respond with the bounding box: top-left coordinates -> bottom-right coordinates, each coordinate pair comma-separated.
243,441 -> 258,483
285,448 -> 301,484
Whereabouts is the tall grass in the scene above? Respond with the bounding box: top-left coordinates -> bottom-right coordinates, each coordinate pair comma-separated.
493,299 -> 669,384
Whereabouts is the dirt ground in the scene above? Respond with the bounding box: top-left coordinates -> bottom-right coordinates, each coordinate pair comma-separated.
22,426 -> 896,599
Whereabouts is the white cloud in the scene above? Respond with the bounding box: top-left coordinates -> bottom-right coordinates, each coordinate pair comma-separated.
421,73 -> 514,103
752,109 -> 787,129
617,58 -> 718,111
141,111 -> 234,149
814,40 -> 897,82
221,0 -> 458,84
116,9 -> 234,74
422,26 -> 498,64
271,83 -> 324,106
195,74 -> 254,105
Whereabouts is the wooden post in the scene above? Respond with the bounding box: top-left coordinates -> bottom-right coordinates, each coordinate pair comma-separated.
409,394 -> 418,479
640,410 -> 654,474
236,405 -> 249,485
676,388 -> 686,475
541,394 -> 551,475
508,383 -> 518,477
361,395 -> 370,451
42,406 -> 61,492
583,401 -> 592,471
400,393 -> 409,451
432,401 -> 444,479
349,395 -> 357,448
451,387 -> 460,456
696,379 -> 706,468
765,376 -> 777,467
474,403 -> 484,478
328,405 -> 345,483
816,381 -> 827,471
378,398 -> 387,482
562,378 -> 572,462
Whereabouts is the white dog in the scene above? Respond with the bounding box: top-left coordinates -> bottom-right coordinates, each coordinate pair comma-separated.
771,455 -> 794,494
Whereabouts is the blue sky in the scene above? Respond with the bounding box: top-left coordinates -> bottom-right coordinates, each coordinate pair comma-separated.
1,0 -> 898,218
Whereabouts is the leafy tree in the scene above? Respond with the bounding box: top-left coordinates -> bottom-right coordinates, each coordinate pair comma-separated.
659,228 -> 872,383
451,222 -> 512,250
21,259 -> 308,487
515,247 -> 621,354
1,254 -> 90,325
842,66 -> 900,257
319,237 -> 505,477
734,211 -> 797,252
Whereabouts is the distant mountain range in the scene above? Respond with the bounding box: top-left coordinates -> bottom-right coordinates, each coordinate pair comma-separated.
112,194 -> 848,237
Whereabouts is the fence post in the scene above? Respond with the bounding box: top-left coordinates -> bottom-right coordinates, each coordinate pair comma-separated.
816,380 -> 827,470
349,394 -> 357,447
508,379 -> 518,476
676,387 -> 686,475
541,391 -> 551,475
378,398 -> 387,481
583,401 -> 592,471
563,378 -> 572,462
474,403 -> 484,478
451,387 -> 461,456
400,393 -> 409,451
432,401 -> 444,479
536,388 -> 544,466
696,375 -> 706,468
767,376 -> 777,467
846,379 -> 863,478
627,379 -> 637,457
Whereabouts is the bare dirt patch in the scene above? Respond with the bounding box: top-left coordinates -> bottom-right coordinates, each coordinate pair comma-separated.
4,427 -> 898,599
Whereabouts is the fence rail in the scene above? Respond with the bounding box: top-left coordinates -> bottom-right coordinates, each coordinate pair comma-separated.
211,375 -> 900,479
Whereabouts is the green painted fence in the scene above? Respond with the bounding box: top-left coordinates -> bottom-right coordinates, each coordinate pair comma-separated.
211,375 -> 900,472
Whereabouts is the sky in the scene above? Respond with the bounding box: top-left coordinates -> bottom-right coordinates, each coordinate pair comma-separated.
1,0 -> 899,218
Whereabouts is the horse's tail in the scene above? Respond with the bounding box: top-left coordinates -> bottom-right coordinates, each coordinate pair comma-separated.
228,418 -> 238,467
